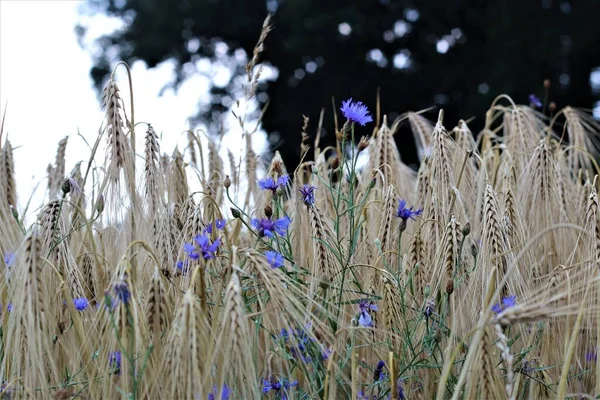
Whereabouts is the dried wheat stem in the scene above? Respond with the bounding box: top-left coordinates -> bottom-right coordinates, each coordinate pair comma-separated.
494,323 -> 514,398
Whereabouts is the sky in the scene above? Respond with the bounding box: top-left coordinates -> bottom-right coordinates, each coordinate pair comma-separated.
0,0 -> 268,217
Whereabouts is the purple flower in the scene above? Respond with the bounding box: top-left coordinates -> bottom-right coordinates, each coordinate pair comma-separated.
265,250 -> 284,268
373,360 -> 385,381
176,260 -> 190,275
492,294 -> 517,314
358,313 -> 373,327
183,235 -> 221,261
109,351 -> 122,375
299,185 -> 315,206
396,199 -> 423,221
184,242 -> 200,260
3,252 -> 15,268
279,323 -> 327,364
397,377 -> 406,400
358,300 -> 378,327
216,219 -> 226,230
340,98 -> 373,126
258,175 -> 290,192
251,217 -> 291,238
114,281 -> 130,304
73,297 -> 89,311
6,303 -> 12,313
193,234 -> 221,260
529,94 -> 542,108
262,377 -> 298,397
586,350 -> 597,363
279,328 -> 289,340
203,219 -> 227,234
357,392 -> 372,400
262,379 -> 281,393
208,384 -> 230,400
502,294 -> 517,308
0,382 -> 13,398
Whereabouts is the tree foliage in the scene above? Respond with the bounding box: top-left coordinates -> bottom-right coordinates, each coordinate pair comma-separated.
79,0 -> 600,168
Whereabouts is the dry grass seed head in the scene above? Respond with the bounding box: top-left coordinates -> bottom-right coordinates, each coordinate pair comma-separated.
102,79 -> 128,180
168,148 -> 189,206
308,204 -> 340,290
207,139 -> 224,204
563,107 -> 600,173
407,111 -> 434,162
0,140 -> 16,208
146,265 -> 171,339
144,124 -> 162,211
162,290 -> 210,398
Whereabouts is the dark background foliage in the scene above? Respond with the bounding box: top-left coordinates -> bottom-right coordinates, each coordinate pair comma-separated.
79,0 -> 600,169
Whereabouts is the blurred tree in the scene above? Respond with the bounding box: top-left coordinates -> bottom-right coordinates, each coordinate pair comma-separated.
78,0 -> 600,169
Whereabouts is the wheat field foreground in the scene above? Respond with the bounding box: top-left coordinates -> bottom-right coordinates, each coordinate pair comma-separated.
2,21 -> 600,400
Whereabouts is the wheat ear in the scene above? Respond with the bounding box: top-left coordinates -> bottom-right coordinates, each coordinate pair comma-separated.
0,140 -> 16,208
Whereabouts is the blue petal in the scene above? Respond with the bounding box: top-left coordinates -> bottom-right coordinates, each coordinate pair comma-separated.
183,243 -> 196,254
358,312 -> 373,327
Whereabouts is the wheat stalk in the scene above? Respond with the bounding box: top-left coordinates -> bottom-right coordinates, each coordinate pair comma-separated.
101,78 -> 128,180
0,140 -> 16,208
144,124 -> 162,212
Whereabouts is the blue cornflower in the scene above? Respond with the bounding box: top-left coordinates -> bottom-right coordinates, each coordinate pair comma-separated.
208,384 -> 230,400
262,379 -> 281,393
280,323 -> 326,364
529,94 -> 542,108
586,350 -> 597,363
262,377 -> 298,398
299,184 -> 315,206
358,300 -> 378,327
265,250 -> 284,268
0,382 -> 13,398
193,234 -> 221,260
289,327 -> 312,362
397,377 -> 406,400
340,98 -> 373,126
183,243 -> 200,260
279,328 -> 289,340
492,294 -> 517,314
109,351 -> 122,375
373,360 -> 385,382
184,242 -> 200,260
3,252 -> 15,268
114,281 -> 131,304
251,217 -> 291,238
73,297 -> 89,311
258,175 -> 290,192
502,294 -> 517,308
396,199 -> 423,221
176,260 -> 190,275
204,219 -> 227,234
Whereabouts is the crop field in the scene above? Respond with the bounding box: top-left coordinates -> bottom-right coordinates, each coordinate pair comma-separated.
1,16 -> 600,400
